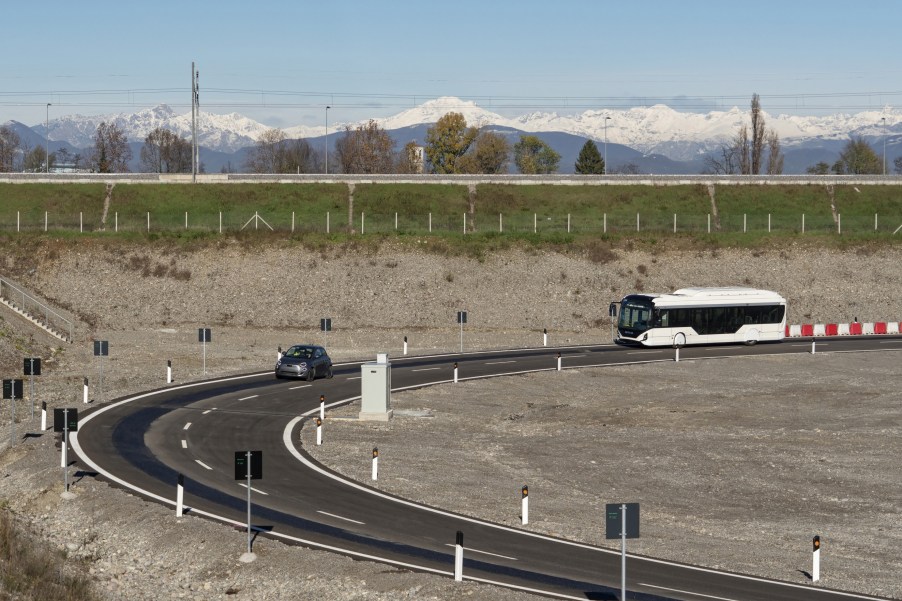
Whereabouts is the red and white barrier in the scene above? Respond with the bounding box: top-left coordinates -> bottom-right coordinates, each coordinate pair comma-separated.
786,320 -> 900,337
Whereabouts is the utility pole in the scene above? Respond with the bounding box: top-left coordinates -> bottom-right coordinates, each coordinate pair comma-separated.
191,62 -> 199,183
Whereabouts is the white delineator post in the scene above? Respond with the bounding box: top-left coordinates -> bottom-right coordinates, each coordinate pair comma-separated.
812,535 -> 821,582
83,377 -> 89,404
454,531 -> 464,582
557,353 -> 562,372
319,395 -> 325,421
811,339 -> 816,354
41,401 -> 47,431
675,346 -> 680,362
176,474 -> 185,517
372,447 -> 379,481
403,336 -> 408,356
167,360 -> 172,384
315,417 -> 323,446
453,362 -> 458,384
521,486 -> 529,525
543,328 -> 548,347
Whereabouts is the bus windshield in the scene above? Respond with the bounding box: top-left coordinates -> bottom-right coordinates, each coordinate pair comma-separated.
618,299 -> 655,333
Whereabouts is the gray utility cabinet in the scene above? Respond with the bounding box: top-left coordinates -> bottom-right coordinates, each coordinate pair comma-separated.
359,353 -> 392,421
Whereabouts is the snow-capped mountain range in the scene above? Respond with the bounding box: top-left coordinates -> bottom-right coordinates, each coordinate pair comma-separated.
18,96 -> 902,162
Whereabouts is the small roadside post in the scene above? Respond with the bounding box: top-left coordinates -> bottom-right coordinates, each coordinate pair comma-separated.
812,535 -> 821,582
24,357 -> 41,420
456,311 -> 467,352
93,340 -> 109,403
320,318 -> 332,343
3,379 -> 24,446
606,502 -> 640,601
198,328 -> 211,376
609,303 -> 618,343
235,450 -> 262,561
53,407 -> 78,497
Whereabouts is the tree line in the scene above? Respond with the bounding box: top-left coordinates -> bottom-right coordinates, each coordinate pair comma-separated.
1,105 -> 896,175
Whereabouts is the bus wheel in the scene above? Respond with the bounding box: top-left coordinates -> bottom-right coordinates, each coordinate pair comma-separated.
744,329 -> 759,345
674,333 -> 686,347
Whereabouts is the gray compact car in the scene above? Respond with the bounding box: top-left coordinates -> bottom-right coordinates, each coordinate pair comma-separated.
275,344 -> 333,381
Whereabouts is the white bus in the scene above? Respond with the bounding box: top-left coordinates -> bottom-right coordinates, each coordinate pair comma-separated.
612,287 -> 786,347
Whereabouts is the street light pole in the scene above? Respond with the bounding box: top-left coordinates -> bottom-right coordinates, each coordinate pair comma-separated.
604,116 -> 611,175
881,117 -> 887,175
325,105 -> 331,174
44,102 -> 51,173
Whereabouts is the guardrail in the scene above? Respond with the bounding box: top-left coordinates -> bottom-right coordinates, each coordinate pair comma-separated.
0,276 -> 73,343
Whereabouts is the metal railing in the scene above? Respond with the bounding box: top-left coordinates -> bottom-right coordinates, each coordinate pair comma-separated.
0,276 -> 73,343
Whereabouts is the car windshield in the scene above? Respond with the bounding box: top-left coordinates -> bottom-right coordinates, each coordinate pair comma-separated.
285,346 -> 314,359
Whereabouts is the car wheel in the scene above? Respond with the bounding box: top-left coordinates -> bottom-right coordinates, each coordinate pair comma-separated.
306,368 -> 315,382
326,366 -> 333,379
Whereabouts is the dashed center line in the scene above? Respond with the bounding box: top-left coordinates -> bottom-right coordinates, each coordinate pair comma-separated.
412,367 -> 441,372
317,510 -> 365,525
183,423 -> 192,430
238,395 -> 258,401
485,360 -> 516,365
238,483 -> 269,495
181,440 -> 187,449
565,354 -> 586,357
346,376 -> 361,380
289,384 -> 313,390
444,544 -> 517,561
202,409 -> 215,415
639,584 -> 739,601
195,459 -> 212,470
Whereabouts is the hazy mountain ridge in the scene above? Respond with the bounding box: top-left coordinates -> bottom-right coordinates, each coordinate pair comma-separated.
6,96 -> 900,173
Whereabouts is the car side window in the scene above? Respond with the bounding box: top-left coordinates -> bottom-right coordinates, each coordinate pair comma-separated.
315,348 -> 323,358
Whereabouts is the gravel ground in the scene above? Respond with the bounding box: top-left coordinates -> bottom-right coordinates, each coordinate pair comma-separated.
0,240 -> 900,600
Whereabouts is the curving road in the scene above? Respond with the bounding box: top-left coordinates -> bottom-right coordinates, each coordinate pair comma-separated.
71,337 -> 902,601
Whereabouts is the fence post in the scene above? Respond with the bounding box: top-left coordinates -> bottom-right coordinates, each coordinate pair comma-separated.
395,212 -> 398,230
326,211 -> 330,234
147,212 -> 150,232
636,212 -> 640,232
875,213 -> 878,231
673,213 -> 676,233
219,212 -> 222,234
533,213 -> 537,234
603,213 -> 607,234
499,213 -> 502,233
80,212 -> 83,233
768,213 -> 771,233
802,213 -> 805,234
743,213 -> 747,233
45,211 -> 48,232
429,212 -> 432,233
291,211 -> 295,233
837,213 -> 841,235
567,213 -> 571,233
707,213 -> 711,233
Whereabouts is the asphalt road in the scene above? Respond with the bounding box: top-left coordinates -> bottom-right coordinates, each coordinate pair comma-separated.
71,337 -> 902,601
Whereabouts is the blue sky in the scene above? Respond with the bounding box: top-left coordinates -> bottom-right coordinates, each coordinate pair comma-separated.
2,0 -> 900,127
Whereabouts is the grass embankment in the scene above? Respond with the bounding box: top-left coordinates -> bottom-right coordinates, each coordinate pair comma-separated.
0,510 -> 99,601
0,183 -> 900,254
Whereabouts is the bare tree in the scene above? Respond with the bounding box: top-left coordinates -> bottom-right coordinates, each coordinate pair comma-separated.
91,122 -> 132,173
766,130 -> 784,175
245,129 -> 287,173
736,125 -> 751,175
335,120 -> 395,174
703,144 -> 739,174
750,94 -> 766,175
141,128 -> 191,173
0,125 -> 20,172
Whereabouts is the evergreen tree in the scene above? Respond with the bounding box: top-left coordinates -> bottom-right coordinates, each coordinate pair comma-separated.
574,139 -> 604,174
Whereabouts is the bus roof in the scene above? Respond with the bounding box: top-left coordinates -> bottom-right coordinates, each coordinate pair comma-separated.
652,287 -> 785,308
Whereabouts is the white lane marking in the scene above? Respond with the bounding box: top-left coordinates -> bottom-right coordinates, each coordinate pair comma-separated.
238,483 -> 269,495
627,351 -> 663,354
181,440 -> 187,449
444,543 -> 517,561
202,409 -> 215,414
238,395 -> 258,401
565,354 -> 586,357
640,584 -> 740,601
412,367 -> 441,372
485,360 -> 516,365
346,376 -> 361,380
317,510 -> 365,525
289,384 -> 313,389
879,340 -> 902,344
194,459 -> 212,470
183,422 -> 191,430
790,343 -> 828,347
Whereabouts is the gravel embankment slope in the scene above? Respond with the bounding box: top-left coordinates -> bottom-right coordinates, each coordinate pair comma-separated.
0,240 -> 900,600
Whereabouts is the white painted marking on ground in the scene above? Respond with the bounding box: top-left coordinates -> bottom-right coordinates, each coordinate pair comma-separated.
317,510 -> 365,525
879,340 -> 902,344
238,483 -> 269,495
444,544 -> 517,561
194,459 -> 212,470
627,351 -> 663,354
183,422 -> 191,430
565,354 -> 586,357
640,584 -> 739,601
181,440 -> 187,449
238,395 -> 258,401
485,360 -> 516,365
346,376 -> 361,380
202,409 -> 215,415
289,384 -> 313,389
412,367 -> 441,372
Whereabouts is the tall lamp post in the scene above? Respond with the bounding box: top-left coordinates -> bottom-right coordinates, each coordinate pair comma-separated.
325,105 -> 331,174
44,102 -> 51,173
604,116 -> 611,175
881,117 -> 887,175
